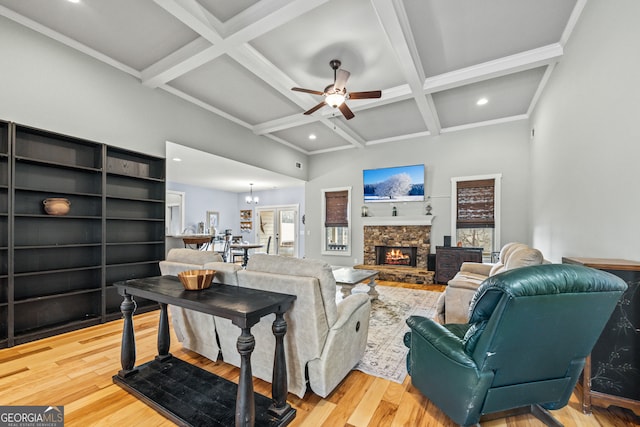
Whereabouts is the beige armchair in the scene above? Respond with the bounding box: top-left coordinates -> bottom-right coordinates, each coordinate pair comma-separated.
435,243 -> 545,324
214,254 -> 371,398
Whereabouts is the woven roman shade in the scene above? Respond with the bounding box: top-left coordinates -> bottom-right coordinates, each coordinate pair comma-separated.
325,190 -> 349,227
456,179 -> 495,228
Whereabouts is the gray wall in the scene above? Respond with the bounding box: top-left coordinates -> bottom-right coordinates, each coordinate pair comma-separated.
305,120 -> 532,265
0,15 -> 307,181
167,182 -> 239,234
530,0 -> 640,262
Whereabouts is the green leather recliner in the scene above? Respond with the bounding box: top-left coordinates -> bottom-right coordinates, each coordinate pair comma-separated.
404,264 -> 627,426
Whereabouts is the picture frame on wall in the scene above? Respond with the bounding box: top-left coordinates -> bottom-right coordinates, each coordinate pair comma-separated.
206,211 -> 219,233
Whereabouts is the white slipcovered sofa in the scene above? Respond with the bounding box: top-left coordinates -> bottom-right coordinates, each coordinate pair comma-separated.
435,242 -> 545,324
159,249 -> 371,398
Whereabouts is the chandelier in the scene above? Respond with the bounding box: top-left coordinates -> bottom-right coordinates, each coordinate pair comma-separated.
245,183 -> 259,204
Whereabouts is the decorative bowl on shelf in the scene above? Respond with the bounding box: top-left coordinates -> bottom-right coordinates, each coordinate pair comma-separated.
43,198 -> 71,216
178,269 -> 216,291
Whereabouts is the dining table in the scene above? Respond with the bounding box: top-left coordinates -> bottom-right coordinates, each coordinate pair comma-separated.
230,242 -> 264,267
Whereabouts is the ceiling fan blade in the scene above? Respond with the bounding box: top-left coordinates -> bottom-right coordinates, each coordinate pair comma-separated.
304,101 -> 326,115
292,87 -> 324,96
348,90 -> 382,100
338,102 -> 355,120
334,69 -> 350,92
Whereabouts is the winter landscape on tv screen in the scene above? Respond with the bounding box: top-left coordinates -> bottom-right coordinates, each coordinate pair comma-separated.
363,164 -> 425,202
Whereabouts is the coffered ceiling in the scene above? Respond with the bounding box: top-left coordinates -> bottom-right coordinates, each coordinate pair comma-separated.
0,0 -> 584,155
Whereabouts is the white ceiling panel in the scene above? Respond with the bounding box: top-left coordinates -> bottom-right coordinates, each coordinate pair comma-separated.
340,99 -> 428,141
250,0 -> 406,91
433,67 -> 547,128
404,0 -> 577,77
272,122 -> 351,153
169,55 -> 301,125
197,0 -> 258,24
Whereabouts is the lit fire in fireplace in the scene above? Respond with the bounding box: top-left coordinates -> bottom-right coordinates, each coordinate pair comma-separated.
385,248 -> 411,265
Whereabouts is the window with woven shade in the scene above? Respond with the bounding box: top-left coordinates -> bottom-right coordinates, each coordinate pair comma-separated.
451,174 -> 501,257
325,190 -> 349,227
322,187 -> 351,256
456,179 -> 495,229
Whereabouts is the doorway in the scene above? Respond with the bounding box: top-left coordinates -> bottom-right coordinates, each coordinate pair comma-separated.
166,190 -> 185,236
255,205 -> 299,257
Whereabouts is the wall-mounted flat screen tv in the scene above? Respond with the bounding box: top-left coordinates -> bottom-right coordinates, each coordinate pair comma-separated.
363,164 -> 425,203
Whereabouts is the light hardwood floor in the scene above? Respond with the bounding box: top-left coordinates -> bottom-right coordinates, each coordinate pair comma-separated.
0,281 -> 638,426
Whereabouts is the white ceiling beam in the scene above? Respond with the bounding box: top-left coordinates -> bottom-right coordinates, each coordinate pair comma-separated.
321,119 -> 365,148
141,38 -> 222,88
153,0 -> 223,44
560,0 -> 588,47
253,114 -> 319,136
228,45 -> 317,106
145,0 -> 328,88
308,144 -> 356,156
423,44 -> 564,94
223,0 -> 329,40
440,114 -> 529,134
371,0 -> 441,135
161,84 -> 254,130
366,130 -> 431,146
263,134 -> 312,155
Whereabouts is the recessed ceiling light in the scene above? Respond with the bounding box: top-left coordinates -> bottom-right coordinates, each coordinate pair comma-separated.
476,97 -> 488,106
308,134 -> 316,140
67,0 -> 81,3
172,157 -> 182,162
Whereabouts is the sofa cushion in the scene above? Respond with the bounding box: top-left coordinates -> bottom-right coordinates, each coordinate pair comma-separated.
448,272 -> 487,290
203,261 -> 241,285
166,248 -> 223,264
246,254 -> 338,325
504,247 -> 543,271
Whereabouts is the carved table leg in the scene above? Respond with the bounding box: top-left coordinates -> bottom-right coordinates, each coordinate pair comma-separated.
269,311 -> 292,417
156,303 -> 172,362
236,327 -> 256,427
118,293 -> 138,378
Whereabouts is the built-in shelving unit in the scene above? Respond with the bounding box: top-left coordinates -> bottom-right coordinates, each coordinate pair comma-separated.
104,147 -> 165,319
0,121 -> 9,348
1,122 -> 165,346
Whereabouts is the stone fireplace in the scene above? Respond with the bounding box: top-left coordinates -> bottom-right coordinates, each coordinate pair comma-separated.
358,217 -> 434,284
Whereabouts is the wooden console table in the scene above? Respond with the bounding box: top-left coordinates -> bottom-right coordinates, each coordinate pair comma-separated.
113,276 -> 297,427
562,257 -> 640,416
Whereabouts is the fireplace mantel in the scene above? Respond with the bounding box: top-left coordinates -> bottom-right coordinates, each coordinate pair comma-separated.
362,215 -> 434,226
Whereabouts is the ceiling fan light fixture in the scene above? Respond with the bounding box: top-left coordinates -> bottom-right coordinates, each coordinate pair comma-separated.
326,92 -> 345,108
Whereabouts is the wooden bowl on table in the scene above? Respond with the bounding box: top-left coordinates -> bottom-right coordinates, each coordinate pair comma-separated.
177,269 -> 216,291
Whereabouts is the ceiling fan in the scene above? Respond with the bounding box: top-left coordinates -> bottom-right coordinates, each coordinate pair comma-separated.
291,59 -> 382,120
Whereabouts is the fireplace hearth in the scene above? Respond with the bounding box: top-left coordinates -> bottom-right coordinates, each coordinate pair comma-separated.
375,245 -> 418,267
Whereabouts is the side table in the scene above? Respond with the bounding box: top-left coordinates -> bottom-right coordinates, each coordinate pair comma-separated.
113,276 -> 297,427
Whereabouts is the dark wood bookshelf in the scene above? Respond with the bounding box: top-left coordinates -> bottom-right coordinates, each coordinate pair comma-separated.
0,121 -> 165,347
